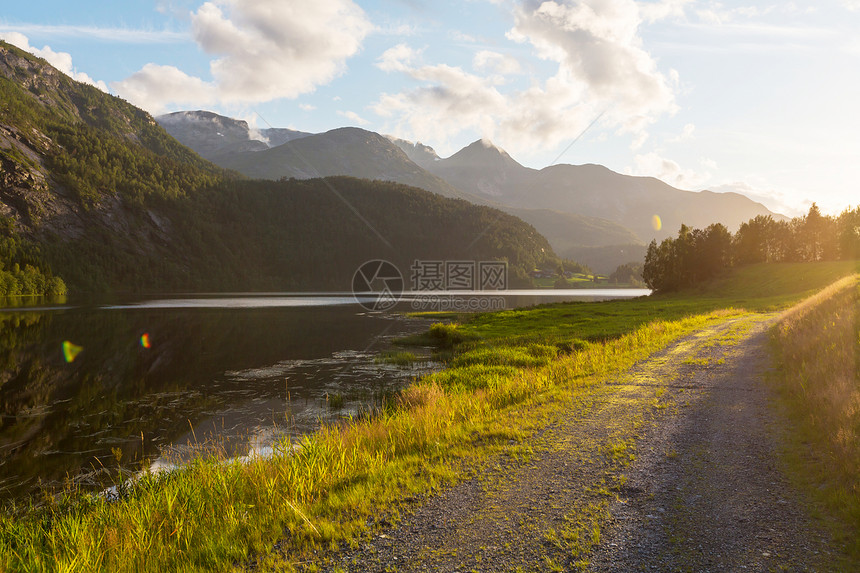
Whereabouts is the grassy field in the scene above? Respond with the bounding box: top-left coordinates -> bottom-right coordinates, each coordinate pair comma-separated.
0,261 -> 857,572
770,274 -> 860,560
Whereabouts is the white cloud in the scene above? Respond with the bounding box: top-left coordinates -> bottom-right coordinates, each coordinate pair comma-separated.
842,0 -> 860,11
373,64 -> 507,144
695,4 -> 778,24
376,23 -> 418,36
337,110 -> 370,125
629,151 -> 712,189
845,36 -> 860,57
449,30 -> 478,43
114,0 -> 372,112
376,43 -> 420,72
0,32 -> 107,91
668,122 -> 695,142
638,0 -> 692,23
631,131 -> 649,150
299,103 -> 316,111
374,0 -> 678,156
114,63 -> 215,113
508,0 -> 677,131
473,50 -> 521,76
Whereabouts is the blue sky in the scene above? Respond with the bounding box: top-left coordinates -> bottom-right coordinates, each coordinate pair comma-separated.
2,0 -> 860,217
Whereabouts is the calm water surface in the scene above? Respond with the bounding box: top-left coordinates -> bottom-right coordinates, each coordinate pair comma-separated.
0,289 -> 648,500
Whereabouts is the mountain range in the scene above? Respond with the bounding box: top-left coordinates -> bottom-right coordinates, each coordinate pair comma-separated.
0,40 -> 555,293
159,112 -> 781,273
0,37 -> 784,294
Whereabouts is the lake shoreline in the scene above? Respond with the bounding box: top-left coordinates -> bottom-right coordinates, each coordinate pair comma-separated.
2,262 -> 856,571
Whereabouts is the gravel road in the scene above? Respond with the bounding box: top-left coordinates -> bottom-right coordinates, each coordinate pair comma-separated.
318,315 -> 841,572
588,315 -> 838,572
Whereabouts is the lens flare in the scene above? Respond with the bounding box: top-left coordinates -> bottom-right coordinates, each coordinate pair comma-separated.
62,341 -> 83,363
651,214 -> 662,231
140,333 -> 151,349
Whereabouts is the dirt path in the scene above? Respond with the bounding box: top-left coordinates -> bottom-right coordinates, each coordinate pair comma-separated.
588,314 -> 840,572
321,315 -> 839,572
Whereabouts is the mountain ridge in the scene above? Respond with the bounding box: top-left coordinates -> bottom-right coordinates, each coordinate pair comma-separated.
0,41 -> 557,293
204,125 -> 480,202
156,110 -> 312,163
155,113 -> 783,267
161,114 -> 648,258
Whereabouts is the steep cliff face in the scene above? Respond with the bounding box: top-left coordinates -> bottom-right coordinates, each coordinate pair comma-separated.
0,118 -> 87,240
0,41 -> 220,292
0,43 -> 62,231
0,43 -> 66,108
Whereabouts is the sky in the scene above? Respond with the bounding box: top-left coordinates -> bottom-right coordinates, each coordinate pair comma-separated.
1,0 -> 859,217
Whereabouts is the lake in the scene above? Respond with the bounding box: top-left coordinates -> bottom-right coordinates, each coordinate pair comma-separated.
0,289 -> 649,501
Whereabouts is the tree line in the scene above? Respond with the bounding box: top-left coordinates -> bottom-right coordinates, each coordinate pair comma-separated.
643,204 -> 860,292
0,222 -> 66,297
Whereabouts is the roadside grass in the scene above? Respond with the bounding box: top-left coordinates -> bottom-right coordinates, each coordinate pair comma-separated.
456,261 -> 860,349
0,312 -> 732,573
1,261 -> 857,572
770,274 -> 860,564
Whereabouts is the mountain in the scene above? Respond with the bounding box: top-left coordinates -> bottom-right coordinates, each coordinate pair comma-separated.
421,141 -> 782,243
527,164 -> 780,242
156,110 -> 311,163
387,136 -> 441,164
0,40 -> 227,294
0,41 -> 556,294
418,139 -> 535,199
504,208 -> 641,253
171,117 -> 643,257
153,115 -> 781,270
215,127 -> 476,201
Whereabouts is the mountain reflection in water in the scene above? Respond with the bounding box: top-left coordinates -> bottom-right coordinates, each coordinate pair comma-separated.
0,290 -> 648,501
0,301 -> 434,501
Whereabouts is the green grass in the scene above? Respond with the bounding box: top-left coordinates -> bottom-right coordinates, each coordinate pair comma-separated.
404,311 -> 464,321
1,261 -> 857,572
770,274 -> 860,565
374,351 -> 418,366
456,261 -> 860,347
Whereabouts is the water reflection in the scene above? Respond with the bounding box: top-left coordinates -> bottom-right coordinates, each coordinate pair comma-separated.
0,304 -> 431,501
0,289 -> 648,502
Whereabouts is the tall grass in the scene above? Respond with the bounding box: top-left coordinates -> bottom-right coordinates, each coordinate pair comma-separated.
0,310 -> 731,572
770,274 -> 860,560
2,262 -> 856,572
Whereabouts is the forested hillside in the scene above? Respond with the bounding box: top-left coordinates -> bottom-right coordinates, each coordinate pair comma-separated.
49,177 -> 555,292
0,41 -> 555,295
643,205 -> 860,292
